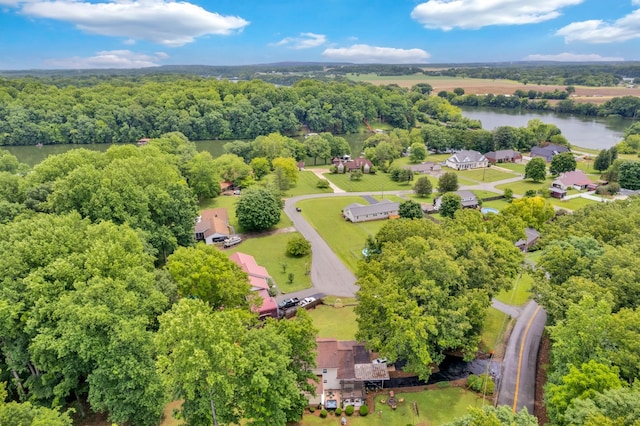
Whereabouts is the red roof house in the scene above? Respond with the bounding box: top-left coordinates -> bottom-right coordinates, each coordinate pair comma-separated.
229,252 -> 277,319
552,170 -> 594,190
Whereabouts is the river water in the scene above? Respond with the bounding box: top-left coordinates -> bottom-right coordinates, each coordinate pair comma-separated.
3,109 -> 632,166
460,107 -> 630,150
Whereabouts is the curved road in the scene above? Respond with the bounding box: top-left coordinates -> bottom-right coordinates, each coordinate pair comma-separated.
278,174 -> 547,413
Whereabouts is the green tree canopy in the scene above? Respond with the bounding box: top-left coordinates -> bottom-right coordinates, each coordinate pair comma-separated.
550,152 -> 577,175
409,142 -> 427,163
439,192 -> 462,219
236,186 -> 281,232
619,161 -> 640,190
413,175 -> 433,198
438,171 -> 459,193
398,200 -> 424,219
524,157 -> 547,182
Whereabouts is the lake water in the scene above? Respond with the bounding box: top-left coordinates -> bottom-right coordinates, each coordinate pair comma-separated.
461,107 -> 630,150
3,110 -> 632,166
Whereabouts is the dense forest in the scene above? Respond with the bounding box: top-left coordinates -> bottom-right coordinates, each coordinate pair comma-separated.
1,73 -> 638,148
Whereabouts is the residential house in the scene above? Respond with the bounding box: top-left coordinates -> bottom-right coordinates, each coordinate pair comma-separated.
515,228 -> 541,252
434,190 -> 479,210
342,199 -> 399,223
194,208 -> 231,244
137,138 -> 150,146
446,150 -> 488,170
552,170 -> 595,191
485,149 -> 522,164
404,161 -> 442,174
308,339 -> 389,408
333,157 -> 373,174
530,144 -> 569,162
229,252 -> 278,319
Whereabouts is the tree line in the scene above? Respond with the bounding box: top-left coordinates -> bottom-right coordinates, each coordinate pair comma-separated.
0,76 -> 417,146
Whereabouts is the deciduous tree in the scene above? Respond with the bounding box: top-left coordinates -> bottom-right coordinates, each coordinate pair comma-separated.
438,171 -> 459,193
439,192 -> 462,219
398,200 -> 424,219
413,176 -> 432,197
524,157 -> 547,182
550,152 -> 577,175
618,161 -> 640,190
236,186 -> 281,232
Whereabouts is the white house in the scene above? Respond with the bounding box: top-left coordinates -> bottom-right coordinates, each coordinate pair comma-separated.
446,150 -> 488,170
342,199 -> 399,223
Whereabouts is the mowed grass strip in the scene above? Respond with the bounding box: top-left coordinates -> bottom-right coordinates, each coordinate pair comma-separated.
495,177 -> 554,195
454,167 -> 518,183
480,307 -> 511,354
323,172 -> 414,192
300,387 -> 484,426
495,272 -> 533,306
307,305 -> 358,340
281,170 -> 334,197
548,196 -> 599,211
298,197 -> 387,272
224,232 -> 311,293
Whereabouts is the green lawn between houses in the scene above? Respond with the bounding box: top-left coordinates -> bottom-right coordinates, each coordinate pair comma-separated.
297,196 -> 387,272
224,232 -> 312,294
298,387 -> 486,426
322,172 -> 416,193
453,166 -> 518,183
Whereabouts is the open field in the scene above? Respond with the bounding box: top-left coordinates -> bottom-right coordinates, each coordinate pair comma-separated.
280,170 -> 334,197
299,197 -> 387,271
225,232 -> 312,294
308,305 -> 358,340
347,74 -> 640,104
299,387 -> 484,426
323,171 -> 415,192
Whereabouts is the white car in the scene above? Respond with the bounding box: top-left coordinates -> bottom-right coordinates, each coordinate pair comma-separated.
372,357 -> 388,364
298,297 -> 316,308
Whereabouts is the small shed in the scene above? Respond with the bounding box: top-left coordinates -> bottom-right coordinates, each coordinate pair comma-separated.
550,187 -> 567,199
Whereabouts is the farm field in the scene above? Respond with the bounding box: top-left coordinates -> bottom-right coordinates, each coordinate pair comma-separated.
347,74 -> 640,104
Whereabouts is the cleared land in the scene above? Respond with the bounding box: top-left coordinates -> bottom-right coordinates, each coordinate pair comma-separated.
348,74 -> 640,104
308,305 -> 358,340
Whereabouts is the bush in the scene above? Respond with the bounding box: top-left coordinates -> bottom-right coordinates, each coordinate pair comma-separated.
334,407 -> 342,416
359,405 -> 369,416
316,179 -> 330,189
524,189 -> 537,197
466,374 -> 495,394
320,409 -> 328,418
504,187 -> 514,201
309,406 -> 315,413
345,405 -> 354,416
537,188 -> 551,198
286,235 -> 311,257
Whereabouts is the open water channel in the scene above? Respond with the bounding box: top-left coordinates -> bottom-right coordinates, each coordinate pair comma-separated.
4,108 -> 633,167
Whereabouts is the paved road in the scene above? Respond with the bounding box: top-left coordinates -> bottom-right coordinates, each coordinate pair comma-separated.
497,300 -> 547,413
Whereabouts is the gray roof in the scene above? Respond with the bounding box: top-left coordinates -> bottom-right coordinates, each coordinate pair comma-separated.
485,149 -> 521,161
343,199 -> 399,217
531,144 -> 569,160
515,227 -> 541,247
448,150 -> 486,164
354,363 -> 390,381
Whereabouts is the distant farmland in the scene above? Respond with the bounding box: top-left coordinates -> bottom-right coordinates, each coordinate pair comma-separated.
347,73 -> 640,104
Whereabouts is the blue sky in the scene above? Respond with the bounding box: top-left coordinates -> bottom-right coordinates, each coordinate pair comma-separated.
1,0 -> 639,70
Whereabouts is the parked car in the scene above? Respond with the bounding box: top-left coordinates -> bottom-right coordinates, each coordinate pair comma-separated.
296,207 -> 302,212
278,297 -> 300,310
372,357 -> 388,364
298,297 -> 316,307
222,235 -> 242,248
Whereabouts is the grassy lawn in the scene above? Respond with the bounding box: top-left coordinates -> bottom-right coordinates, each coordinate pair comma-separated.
308,305 -> 358,340
493,162 -> 526,174
454,167 -> 518,183
495,272 -> 534,306
299,387 -> 484,426
495,177 -> 553,195
548,196 -> 599,211
480,307 -> 510,353
323,172 -> 415,192
199,194 -> 293,232
298,197 -> 387,272
481,198 -> 510,211
473,190 -> 504,199
224,232 -> 311,294
525,250 -> 543,265
280,171 -> 334,197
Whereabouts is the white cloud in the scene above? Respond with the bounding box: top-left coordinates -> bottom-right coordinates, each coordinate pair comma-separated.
20,0 -> 249,47
273,32 -> 326,49
524,52 -> 625,62
45,50 -> 168,68
411,0 -> 583,30
322,44 -> 430,63
556,8 -> 640,43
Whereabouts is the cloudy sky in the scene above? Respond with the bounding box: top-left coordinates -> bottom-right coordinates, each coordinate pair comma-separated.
1,0 -> 639,69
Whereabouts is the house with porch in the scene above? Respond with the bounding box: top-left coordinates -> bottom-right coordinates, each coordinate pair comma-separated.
342,199 -> 399,223
433,190 -> 479,210
333,157 -> 373,174
194,208 -> 231,244
445,150 -> 488,170
308,339 -> 389,409
552,170 -> 596,191
229,252 -> 278,319
485,149 -> 522,164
